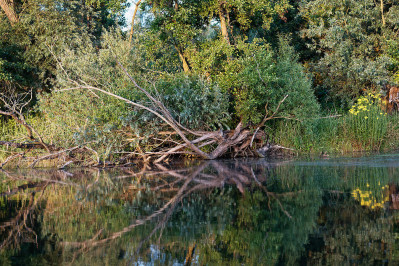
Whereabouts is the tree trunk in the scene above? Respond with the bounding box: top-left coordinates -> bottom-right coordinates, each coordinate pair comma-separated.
175,45 -> 191,73
129,0 -> 142,45
0,0 -> 18,25
174,0 -> 178,11
218,3 -> 230,45
380,0 -> 386,26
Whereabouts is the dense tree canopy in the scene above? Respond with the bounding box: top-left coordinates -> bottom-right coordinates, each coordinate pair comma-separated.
300,0 -> 399,106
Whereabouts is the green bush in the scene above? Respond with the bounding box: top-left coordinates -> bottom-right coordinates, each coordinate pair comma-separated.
219,37 -> 320,125
155,74 -> 230,130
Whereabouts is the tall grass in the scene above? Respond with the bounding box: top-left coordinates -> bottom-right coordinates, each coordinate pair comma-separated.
345,93 -> 388,150
270,117 -> 346,154
270,93 -> 395,154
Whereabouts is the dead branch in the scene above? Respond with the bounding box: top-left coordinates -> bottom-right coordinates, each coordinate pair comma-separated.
0,140 -> 48,150
0,151 -> 25,168
52,60 -> 293,163
0,90 -> 51,152
250,95 -> 288,147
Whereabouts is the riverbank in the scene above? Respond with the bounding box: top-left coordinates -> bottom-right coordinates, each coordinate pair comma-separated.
2,109 -> 399,169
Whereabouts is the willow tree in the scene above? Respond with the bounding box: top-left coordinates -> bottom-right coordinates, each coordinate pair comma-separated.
299,0 -> 399,106
0,0 -> 127,95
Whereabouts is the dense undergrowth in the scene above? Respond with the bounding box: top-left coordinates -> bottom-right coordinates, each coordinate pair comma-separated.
2,93 -> 399,165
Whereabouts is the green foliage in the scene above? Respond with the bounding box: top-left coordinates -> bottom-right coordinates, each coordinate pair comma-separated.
3,0 -> 399,157
85,0 -> 129,15
199,0 -> 292,31
300,0 -> 399,106
155,74 -> 230,130
37,30 -> 229,157
270,118 -> 341,153
219,37 -> 319,124
0,0 -> 124,97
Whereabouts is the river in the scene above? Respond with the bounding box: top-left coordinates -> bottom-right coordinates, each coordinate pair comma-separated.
1,154 -> 399,265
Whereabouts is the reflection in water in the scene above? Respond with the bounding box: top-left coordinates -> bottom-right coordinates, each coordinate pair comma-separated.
1,156 -> 399,264
352,184 -> 390,209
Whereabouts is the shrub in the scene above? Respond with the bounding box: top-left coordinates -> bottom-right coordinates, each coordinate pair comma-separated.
219,37 -> 320,125
155,74 -> 230,131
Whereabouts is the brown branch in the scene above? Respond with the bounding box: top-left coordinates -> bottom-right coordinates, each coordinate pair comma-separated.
250,95 -> 289,147
115,59 -> 202,137
28,146 -> 80,168
0,141 -> 47,150
0,152 -> 25,168
129,0 -> 142,45
0,110 -> 34,140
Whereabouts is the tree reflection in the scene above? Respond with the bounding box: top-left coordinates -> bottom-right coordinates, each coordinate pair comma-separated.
1,160 -> 399,264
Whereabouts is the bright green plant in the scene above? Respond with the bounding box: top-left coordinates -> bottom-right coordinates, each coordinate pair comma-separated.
346,93 -> 388,150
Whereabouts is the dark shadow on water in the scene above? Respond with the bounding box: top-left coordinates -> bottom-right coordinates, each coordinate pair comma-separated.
1,156 -> 399,265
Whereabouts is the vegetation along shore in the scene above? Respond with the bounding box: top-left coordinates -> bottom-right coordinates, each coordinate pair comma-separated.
1,0 -> 399,168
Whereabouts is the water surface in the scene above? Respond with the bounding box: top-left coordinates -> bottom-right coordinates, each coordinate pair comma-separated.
1,154 -> 399,265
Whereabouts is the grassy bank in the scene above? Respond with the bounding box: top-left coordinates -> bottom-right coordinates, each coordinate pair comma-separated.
271,114 -> 399,156
2,95 -> 399,167
271,94 -> 399,155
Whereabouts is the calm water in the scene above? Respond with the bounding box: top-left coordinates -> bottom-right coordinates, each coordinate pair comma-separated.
1,155 -> 399,265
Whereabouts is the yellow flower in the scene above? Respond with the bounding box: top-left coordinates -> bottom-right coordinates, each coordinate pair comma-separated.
365,116 -> 368,119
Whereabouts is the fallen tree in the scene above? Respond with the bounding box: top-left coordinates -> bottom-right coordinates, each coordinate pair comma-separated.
0,60 -> 296,168
53,60 -> 295,163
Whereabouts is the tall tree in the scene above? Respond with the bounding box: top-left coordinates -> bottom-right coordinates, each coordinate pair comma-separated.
0,0 -> 18,25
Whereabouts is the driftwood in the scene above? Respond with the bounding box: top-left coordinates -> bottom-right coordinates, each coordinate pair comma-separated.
0,141 -> 50,150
